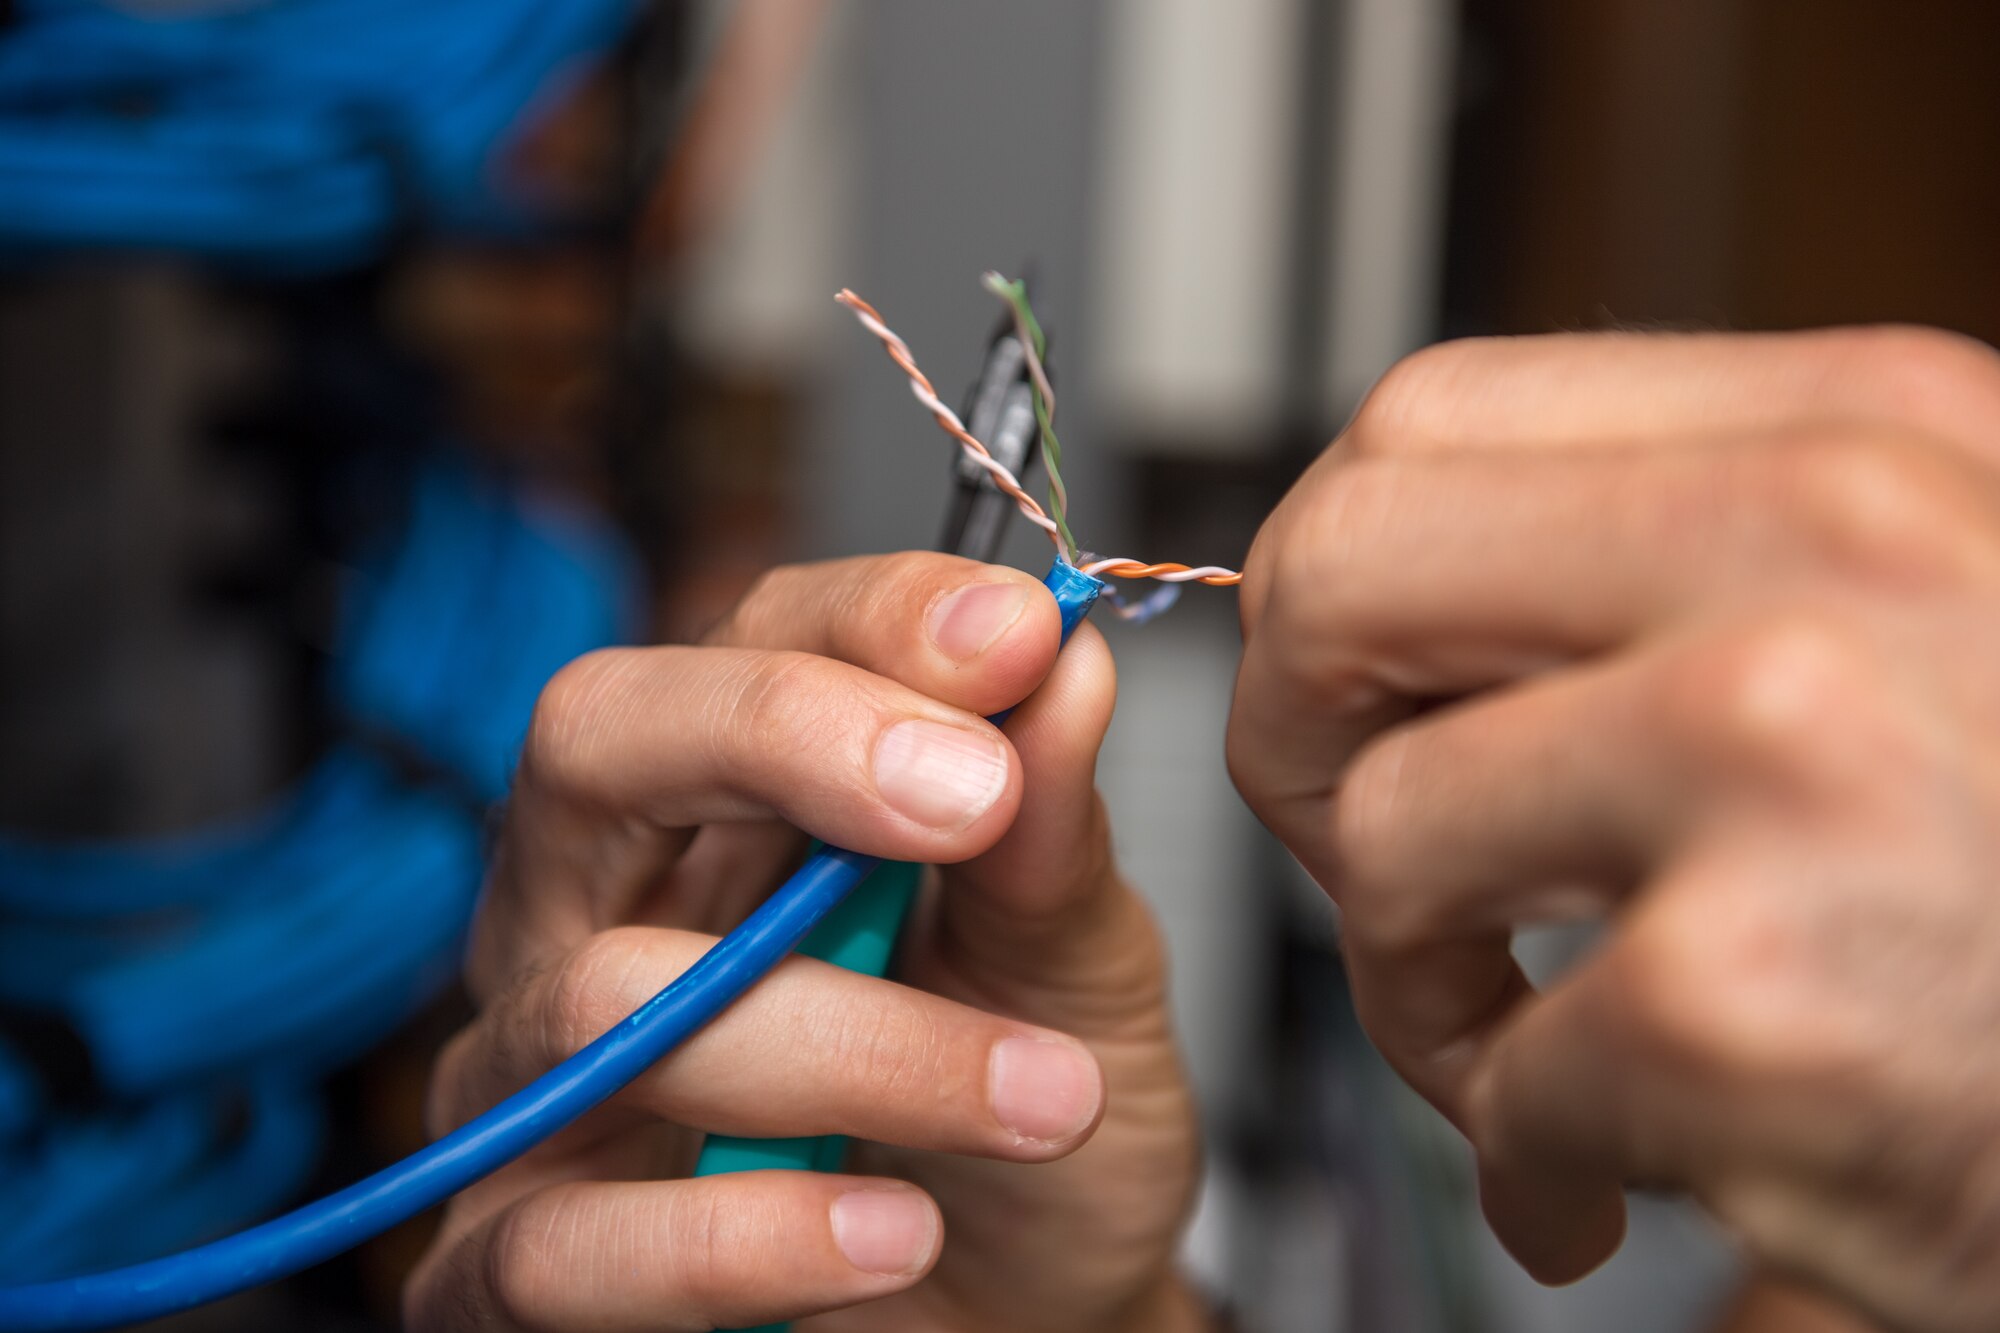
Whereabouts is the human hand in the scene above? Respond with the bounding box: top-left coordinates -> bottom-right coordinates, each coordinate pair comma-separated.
1226,328 -> 2000,1333
1718,1276 -> 1885,1333
405,554 -> 1204,1332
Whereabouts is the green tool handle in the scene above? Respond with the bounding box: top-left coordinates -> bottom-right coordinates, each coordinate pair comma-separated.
693,856 -> 925,1333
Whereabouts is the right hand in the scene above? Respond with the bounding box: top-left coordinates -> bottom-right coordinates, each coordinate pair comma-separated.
1226,326 -> 2000,1333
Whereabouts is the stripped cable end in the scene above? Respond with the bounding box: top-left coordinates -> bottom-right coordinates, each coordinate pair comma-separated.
837,282 -> 1244,594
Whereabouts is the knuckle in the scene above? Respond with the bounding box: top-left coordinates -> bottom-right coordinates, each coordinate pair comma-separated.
1306,458 -> 1407,565
668,1186 -> 742,1304
734,649 -> 841,758
1777,431 -> 1995,583
1461,1043 -> 1534,1170
1329,732 -> 1417,939
1616,912 -> 1742,1072
520,649 -> 642,795
727,553 -> 944,648
872,547 -> 948,590
1618,890 -> 1818,1079
1698,1174 -> 1807,1268
543,928 -> 652,1058
1269,460 -> 1404,647
1838,323 -> 2000,418
712,564 -> 795,644
818,988 -> 952,1107
484,1189 -> 576,1333
852,550 -> 945,630
1239,455 -> 1355,634
1668,616 -> 1874,789
714,556 -> 885,648
1460,1060 -> 1506,1161
1347,339 -> 1483,451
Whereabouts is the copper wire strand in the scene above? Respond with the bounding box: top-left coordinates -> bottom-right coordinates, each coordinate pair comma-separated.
834,289 -> 1064,551
980,272 -> 1073,555
1081,559 -> 1243,584
836,287 -> 1243,588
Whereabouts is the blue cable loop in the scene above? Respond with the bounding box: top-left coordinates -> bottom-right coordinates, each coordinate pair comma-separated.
0,0 -> 643,270
0,454 -> 640,1276
0,0 -> 658,1287
0,560 -> 1103,1331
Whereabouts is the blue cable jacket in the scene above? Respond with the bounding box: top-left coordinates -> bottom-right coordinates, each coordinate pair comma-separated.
0,455 -> 640,1276
0,846 -> 880,1331
0,560 -> 1103,1332
0,0 -> 644,270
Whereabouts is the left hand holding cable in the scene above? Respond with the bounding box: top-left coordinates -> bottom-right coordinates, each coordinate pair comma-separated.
405,553 -> 1205,1332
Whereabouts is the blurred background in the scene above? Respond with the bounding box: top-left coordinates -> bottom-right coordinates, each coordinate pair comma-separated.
3,1 -> 1997,1329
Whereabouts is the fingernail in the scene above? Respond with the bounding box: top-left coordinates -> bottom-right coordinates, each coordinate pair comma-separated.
831,1187 -> 938,1277
874,720 -> 1008,830
928,582 -> 1033,662
989,1036 -> 1100,1145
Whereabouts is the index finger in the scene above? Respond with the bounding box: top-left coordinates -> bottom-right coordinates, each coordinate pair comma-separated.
1242,327 -> 2000,636
475,554 -> 1066,995
1345,325 -> 2000,463
705,552 -> 1063,718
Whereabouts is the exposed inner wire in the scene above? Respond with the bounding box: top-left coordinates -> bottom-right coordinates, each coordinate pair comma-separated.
834,289 -> 1065,554
980,272 -> 1077,563
1079,558 -> 1244,583
837,285 -> 1243,589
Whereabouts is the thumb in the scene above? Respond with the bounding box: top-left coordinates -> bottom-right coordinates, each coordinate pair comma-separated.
910,624 -> 1169,1039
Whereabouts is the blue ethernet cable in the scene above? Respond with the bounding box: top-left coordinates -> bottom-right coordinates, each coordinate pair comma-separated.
0,454 -> 639,1278
0,0 -> 644,270
0,559 -> 1102,1332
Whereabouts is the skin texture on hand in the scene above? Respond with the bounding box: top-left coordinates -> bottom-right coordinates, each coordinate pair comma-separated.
1719,1278 -> 1885,1333
406,553 -> 1203,1333
1226,326 -> 2000,1333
